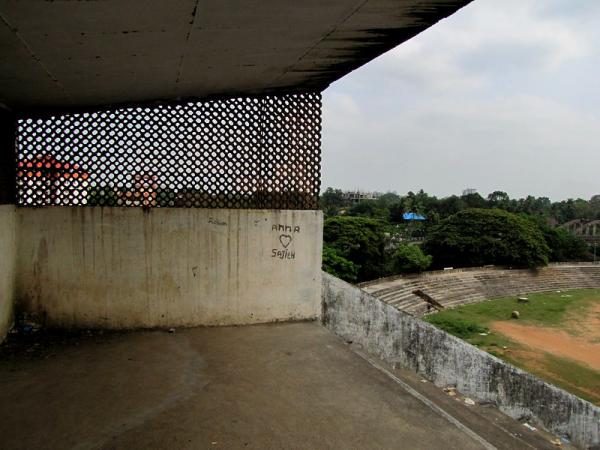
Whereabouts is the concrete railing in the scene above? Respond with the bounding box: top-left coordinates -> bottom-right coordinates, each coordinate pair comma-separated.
360,264 -> 600,316
322,272 -> 600,449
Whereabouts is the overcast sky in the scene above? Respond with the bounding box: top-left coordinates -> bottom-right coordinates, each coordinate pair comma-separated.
321,0 -> 600,201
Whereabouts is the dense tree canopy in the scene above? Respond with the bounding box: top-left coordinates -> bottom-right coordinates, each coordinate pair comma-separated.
320,188 -> 345,216
320,188 -> 600,224
391,244 -> 432,273
322,245 -> 359,282
320,187 -> 593,283
423,209 -> 550,269
323,216 -> 388,281
535,221 -> 589,262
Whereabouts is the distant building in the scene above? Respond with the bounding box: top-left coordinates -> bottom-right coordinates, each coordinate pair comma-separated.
462,188 -> 477,196
342,190 -> 382,204
117,172 -> 158,207
16,154 -> 89,206
560,219 -> 600,244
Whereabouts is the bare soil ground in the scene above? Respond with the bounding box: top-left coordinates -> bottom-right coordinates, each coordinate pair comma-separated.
426,289 -> 600,405
491,301 -> 600,405
506,347 -> 600,404
491,320 -> 600,371
569,303 -> 600,341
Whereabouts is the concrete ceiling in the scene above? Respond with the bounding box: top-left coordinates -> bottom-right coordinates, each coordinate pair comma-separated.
0,0 -> 471,115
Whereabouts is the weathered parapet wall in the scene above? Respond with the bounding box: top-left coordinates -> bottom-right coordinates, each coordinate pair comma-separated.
16,207 -> 323,328
0,205 -> 16,341
323,272 -> 600,449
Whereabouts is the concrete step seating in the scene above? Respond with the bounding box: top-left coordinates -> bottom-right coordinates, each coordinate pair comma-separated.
360,264 -> 600,317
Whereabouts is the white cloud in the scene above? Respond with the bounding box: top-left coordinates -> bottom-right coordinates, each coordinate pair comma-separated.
323,87 -> 600,199
322,0 -> 600,200
460,0 -> 588,71
338,0 -> 590,92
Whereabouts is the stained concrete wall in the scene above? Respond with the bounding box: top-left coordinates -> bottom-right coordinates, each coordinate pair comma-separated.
322,272 -> 600,449
0,206 -> 16,341
0,109 -> 16,342
16,207 -> 323,328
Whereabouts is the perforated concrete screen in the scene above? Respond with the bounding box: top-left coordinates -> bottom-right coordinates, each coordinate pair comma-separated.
16,93 -> 321,209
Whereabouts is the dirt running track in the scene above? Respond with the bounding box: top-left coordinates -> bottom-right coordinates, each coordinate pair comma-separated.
492,320 -> 600,371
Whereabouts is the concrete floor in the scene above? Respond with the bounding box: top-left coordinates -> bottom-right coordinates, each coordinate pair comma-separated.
0,322 -> 565,450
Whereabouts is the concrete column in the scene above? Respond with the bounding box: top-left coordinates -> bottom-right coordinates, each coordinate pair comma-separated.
0,108 -> 16,341
0,108 -> 15,204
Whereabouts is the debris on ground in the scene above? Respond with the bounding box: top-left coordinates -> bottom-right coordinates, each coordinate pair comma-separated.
168,328 -> 176,333
550,438 -> 563,447
511,310 -> 520,319
517,297 -> 529,304
443,387 -> 457,397
11,319 -> 42,334
464,398 -> 475,406
523,423 -> 537,432
479,332 -> 488,336
0,326 -> 127,361
420,379 -> 428,383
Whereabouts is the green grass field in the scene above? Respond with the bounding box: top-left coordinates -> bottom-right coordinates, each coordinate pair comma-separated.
425,289 -> 600,405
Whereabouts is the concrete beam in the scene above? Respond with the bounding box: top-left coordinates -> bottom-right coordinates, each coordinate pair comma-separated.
0,0 -> 471,115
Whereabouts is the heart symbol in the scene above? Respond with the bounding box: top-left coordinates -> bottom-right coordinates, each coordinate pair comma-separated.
279,234 -> 293,248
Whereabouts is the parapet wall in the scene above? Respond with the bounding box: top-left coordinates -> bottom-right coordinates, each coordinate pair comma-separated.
323,272 -> 600,449
361,264 -> 600,316
15,207 -> 323,329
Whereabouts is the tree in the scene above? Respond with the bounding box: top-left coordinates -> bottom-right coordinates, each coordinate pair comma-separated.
545,228 -> 589,262
375,192 -> 401,207
461,192 -> 486,209
531,219 -> 589,262
320,187 -> 345,216
423,208 -> 549,269
347,200 -> 388,221
391,243 -> 432,273
87,186 -> 118,206
487,191 -> 510,209
323,216 -> 388,282
550,199 -> 590,224
402,189 -> 432,215
388,202 -> 405,223
590,195 -> 600,220
435,195 -> 465,218
322,245 -> 359,282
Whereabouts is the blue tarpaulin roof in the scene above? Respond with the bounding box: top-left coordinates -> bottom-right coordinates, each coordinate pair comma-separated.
403,212 -> 426,221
